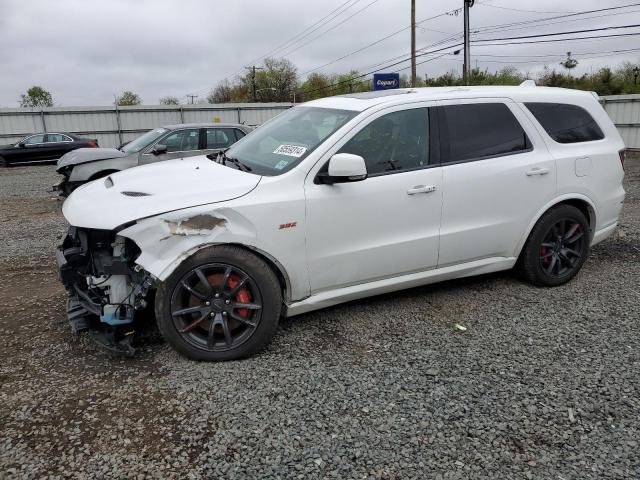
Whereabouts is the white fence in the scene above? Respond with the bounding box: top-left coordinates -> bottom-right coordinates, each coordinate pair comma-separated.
0,103 -> 293,148
0,95 -> 639,150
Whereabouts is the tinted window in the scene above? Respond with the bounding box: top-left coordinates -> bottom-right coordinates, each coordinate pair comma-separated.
206,128 -> 236,149
525,102 -> 604,143
440,103 -> 531,163
23,134 -> 45,145
234,129 -> 246,141
338,108 -> 430,175
160,129 -> 200,152
46,133 -> 71,142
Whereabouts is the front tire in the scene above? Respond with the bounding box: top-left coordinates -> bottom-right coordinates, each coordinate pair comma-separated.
518,204 -> 590,287
155,246 -> 282,361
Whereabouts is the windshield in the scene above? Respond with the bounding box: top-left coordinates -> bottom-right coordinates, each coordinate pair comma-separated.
121,127 -> 169,154
225,107 -> 357,175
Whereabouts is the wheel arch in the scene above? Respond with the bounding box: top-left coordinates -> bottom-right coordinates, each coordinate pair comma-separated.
516,194 -> 597,258
166,242 -> 293,304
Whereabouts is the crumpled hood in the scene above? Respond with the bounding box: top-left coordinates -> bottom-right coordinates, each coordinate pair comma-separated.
57,147 -> 126,170
62,156 -> 262,230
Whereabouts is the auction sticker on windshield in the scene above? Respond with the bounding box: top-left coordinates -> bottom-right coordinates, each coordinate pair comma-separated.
273,144 -> 307,157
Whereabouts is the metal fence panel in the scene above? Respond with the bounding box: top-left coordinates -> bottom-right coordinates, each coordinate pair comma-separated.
601,95 -> 640,150
0,103 -> 293,148
4,97 -> 636,150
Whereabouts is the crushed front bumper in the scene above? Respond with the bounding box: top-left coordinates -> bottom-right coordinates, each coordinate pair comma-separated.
56,227 -> 155,356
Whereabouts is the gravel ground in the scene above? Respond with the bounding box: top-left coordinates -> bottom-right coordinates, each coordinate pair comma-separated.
0,161 -> 639,479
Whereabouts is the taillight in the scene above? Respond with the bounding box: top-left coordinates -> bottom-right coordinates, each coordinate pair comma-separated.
88,140 -> 98,148
619,149 -> 626,170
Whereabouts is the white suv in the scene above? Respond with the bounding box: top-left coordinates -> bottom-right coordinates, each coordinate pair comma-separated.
57,84 -> 626,360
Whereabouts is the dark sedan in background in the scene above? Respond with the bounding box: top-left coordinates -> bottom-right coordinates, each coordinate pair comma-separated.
0,133 -> 98,167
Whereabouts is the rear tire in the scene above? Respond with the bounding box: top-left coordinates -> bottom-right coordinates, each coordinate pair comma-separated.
155,245 -> 282,361
518,204 -> 590,287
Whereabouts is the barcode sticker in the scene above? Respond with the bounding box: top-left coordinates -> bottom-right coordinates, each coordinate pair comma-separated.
273,144 -> 307,157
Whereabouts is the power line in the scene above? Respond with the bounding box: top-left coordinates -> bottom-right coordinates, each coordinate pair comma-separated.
475,31 -> 640,46
473,3 -> 640,35
474,23 -> 640,43
473,8 -> 640,36
301,2 -> 640,80
300,8 -> 463,76
278,0 -> 381,58
245,0 -> 361,64
299,26 -> 640,97
476,2 -> 575,15
186,0 -> 362,96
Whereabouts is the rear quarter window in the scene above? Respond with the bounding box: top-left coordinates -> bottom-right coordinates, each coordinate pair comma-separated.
525,102 -> 604,144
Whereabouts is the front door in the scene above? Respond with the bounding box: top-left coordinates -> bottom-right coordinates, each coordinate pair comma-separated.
139,128 -> 202,165
436,99 -> 557,266
304,105 -> 443,293
16,134 -> 49,163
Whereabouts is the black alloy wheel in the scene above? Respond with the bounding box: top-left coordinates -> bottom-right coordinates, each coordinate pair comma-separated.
538,219 -> 586,279
170,263 -> 263,352
518,204 -> 590,287
155,246 -> 282,361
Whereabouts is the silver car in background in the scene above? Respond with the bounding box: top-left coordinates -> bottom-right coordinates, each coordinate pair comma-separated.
55,123 -> 253,195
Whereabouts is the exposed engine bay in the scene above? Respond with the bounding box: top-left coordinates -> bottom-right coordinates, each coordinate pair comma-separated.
56,227 -> 156,355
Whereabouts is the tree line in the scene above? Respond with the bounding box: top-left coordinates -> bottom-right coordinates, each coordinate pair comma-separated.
15,55 -> 640,107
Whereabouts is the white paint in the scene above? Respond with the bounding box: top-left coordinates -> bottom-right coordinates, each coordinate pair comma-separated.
62,85 -> 627,316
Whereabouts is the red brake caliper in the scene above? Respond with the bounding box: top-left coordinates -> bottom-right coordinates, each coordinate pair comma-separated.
227,275 -> 250,318
540,246 -> 549,265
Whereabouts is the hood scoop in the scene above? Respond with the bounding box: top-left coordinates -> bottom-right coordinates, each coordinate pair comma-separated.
121,191 -> 151,197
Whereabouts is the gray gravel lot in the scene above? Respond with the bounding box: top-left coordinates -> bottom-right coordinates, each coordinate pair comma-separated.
0,162 -> 639,479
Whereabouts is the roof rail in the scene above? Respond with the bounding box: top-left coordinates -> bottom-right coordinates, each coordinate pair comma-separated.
520,80 -> 537,87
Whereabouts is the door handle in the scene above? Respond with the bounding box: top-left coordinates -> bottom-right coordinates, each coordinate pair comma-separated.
407,185 -> 436,195
526,167 -> 550,176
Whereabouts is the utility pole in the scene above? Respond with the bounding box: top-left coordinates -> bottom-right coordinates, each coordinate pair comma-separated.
245,66 -> 263,102
187,94 -> 198,104
411,0 -> 416,87
463,0 -> 474,84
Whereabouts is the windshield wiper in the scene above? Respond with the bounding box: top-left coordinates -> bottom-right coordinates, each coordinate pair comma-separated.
208,149 -> 252,172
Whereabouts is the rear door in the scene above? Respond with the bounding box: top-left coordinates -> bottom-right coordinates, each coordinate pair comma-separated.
44,133 -> 74,159
436,98 -> 556,266
202,127 -> 239,156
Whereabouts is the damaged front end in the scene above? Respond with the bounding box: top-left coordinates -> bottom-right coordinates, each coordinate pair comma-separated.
56,227 -> 155,356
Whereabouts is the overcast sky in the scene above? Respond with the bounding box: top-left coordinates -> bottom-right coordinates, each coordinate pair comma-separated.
0,0 -> 638,107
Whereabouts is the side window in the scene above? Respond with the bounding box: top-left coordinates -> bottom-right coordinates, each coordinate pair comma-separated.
525,102 -> 604,143
205,128 -> 235,149
338,108 -> 430,175
23,134 -> 45,145
439,103 -> 531,164
46,134 -> 70,143
234,129 -> 246,141
159,129 -> 200,152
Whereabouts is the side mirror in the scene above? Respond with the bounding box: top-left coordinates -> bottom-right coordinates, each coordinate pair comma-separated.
152,144 -> 168,155
316,153 -> 367,185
